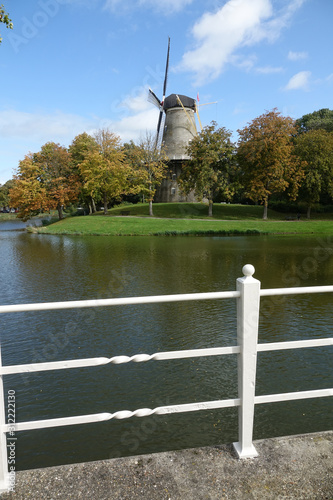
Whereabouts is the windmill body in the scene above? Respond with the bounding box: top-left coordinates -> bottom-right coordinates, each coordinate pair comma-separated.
162,94 -> 197,160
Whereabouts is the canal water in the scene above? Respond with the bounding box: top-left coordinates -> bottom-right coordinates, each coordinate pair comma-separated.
0,220 -> 332,470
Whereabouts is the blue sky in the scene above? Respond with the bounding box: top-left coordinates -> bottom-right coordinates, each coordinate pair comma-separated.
0,0 -> 332,184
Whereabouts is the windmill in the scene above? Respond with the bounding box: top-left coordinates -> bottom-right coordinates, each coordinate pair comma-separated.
148,37 -> 198,161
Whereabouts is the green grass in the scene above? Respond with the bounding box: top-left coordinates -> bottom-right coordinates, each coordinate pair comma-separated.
106,202 -> 285,220
99,202 -> 333,220
0,213 -> 17,221
0,211 -> 57,222
36,203 -> 333,237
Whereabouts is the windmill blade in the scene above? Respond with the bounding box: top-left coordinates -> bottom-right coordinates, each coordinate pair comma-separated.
156,109 -> 164,145
162,37 -> 170,104
156,112 -> 165,149
148,88 -> 161,108
195,102 -> 203,132
149,36 -> 170,148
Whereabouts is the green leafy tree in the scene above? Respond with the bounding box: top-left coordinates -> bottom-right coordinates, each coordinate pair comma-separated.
10,142 -> 80,221
0,179 -> 14,209
237,109 -> 303,219
79,129 -> 130,215
296,109 -> 333,134
0,4 -> 12,44
294,129 -> 333,218
69,132 -> 99,213
180,121 -> 236,217
128,133 -> 169,216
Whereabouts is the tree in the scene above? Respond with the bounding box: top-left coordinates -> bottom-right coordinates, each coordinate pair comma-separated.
237,109 -> 303,219
296,109 -> 333,134
128,133 -> 169,216
79,129 -> 129,215
0,4 -> 12,44
10,143 -> 80,221
0,179 -> 14,209
69,132 -> 99,213
294,129 -> 333,218
180,122 -> 236,217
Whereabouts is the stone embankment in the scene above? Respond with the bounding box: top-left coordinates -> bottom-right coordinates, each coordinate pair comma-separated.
1,431 -> 332,499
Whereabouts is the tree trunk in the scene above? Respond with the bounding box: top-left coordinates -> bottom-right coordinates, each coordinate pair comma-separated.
307,205 -> 311,219
103,193 -> 108,215
88,203 -> 92,215
92,197 -> 96,213
149,183 -> 153,216
208,199 -> 213,217
57,204 -> 64,220
263,201 -> 268,220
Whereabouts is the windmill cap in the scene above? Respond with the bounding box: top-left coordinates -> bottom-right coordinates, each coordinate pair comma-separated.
164,94 -> 196,110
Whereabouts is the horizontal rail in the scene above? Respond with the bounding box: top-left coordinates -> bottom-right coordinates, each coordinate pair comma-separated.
255,388 -> 333,404
0,346 -> 240,375
4,388 -> 331,433
1,339 -> 331,375
1,284 -> 333,315
260,285 -> 333,296
0,291 -> 240,314
257,338 -> 333,352
3,398 -> 241,432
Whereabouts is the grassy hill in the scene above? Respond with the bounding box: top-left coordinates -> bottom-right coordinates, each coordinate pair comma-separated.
34,202 -> 333,236
105,203 -> 283,220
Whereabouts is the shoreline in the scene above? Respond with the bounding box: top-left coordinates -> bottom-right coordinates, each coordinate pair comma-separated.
31,215 -> 333,237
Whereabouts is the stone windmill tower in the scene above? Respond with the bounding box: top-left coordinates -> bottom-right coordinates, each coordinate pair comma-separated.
148,38 -> 200,202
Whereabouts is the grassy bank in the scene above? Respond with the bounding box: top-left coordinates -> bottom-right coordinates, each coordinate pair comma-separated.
106,202 -> 333,220
35,203 -> 333,236
0,213 -> 17,221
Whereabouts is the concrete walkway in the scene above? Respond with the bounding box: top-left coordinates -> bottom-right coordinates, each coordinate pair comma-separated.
2,431 -> 332,499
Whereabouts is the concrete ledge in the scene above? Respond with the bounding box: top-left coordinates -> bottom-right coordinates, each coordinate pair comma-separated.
2,431 -> 332,499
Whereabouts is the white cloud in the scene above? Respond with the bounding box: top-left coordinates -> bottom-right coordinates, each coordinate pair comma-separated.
117,86 -> 153,114
98,108 -> 159,143
178,0 -> 306,84
0,109 -> 93,141
250,0 -> 306,43
288,50 -> 308,61
103,0 -> 193,14
284,70 -> 311,90
94,86 -> 159,142
230,53 -> 258,72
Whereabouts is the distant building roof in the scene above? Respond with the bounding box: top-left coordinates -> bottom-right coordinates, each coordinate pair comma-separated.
164,94 -> 196,110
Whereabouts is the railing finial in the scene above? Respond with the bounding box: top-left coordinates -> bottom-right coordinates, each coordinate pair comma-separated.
242,264 -> 255,277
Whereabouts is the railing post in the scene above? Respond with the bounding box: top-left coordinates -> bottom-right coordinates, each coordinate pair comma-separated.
233,264 -> 261,459
0,342 -> 9,492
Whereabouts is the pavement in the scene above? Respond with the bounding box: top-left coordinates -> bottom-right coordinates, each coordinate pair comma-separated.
1,431 -> 332,500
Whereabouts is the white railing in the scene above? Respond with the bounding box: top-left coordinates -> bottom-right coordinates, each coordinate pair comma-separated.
0,264 -> 332,492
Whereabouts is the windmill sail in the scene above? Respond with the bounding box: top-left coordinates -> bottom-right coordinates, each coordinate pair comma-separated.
148,88 -> 161,108
162,37 -> 170,102
156,36 -> 170,146
147,37 -> 171,148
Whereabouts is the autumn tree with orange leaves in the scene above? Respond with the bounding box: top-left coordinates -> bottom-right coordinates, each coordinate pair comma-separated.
237,109 -> 304,219
10,142 -> 80,221
79,129 -> 131,215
